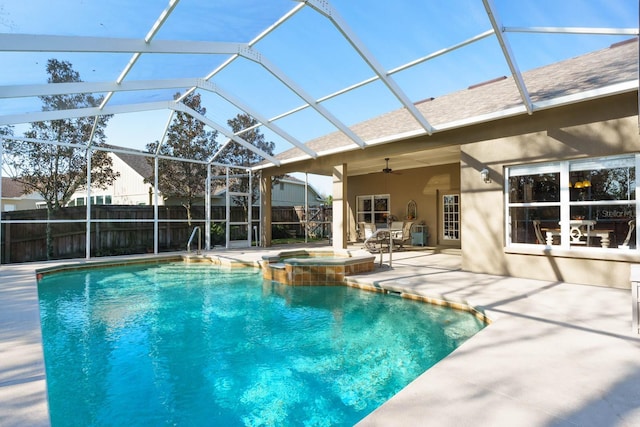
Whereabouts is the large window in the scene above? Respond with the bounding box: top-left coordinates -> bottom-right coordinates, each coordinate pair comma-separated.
356,194 -> 390,228
506,155 -> 637,250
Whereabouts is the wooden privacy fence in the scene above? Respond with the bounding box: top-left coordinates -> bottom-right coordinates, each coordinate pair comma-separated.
0,205 -> 331,264
271,205 -> 332,239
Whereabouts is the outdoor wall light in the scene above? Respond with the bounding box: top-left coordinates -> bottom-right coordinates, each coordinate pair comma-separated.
480,168 -> 491,183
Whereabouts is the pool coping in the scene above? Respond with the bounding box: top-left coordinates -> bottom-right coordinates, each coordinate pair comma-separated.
2,248 -> 640,426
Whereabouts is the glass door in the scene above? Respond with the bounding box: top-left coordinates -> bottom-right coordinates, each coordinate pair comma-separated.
442,193 -> 460,241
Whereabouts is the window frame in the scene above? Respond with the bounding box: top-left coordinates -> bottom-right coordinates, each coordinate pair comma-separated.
356,194 -> 390,229
505,154 -> 639,251
442,193 -> 460,241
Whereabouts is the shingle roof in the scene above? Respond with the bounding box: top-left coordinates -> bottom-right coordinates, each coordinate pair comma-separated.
1,177 -> 28,198
112,150 -> 153,180
275,39 -> 638,162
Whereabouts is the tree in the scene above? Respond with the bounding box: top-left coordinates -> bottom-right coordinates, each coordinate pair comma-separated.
0,124 -> 14,175
3,59 -> 116,259
218,113 -> 277,208
145,92 -> 219,224
0,124 -> 13,142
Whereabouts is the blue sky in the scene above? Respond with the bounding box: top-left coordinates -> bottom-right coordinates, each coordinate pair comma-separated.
0,0 -> 637,194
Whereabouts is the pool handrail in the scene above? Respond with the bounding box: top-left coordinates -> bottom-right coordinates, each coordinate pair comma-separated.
187,226 -> 201,254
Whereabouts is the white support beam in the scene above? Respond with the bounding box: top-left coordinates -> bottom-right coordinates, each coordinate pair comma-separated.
0,101 -> 174,125
503,26 -> 638,36
145,0 -> 180,43
483,0 -> 533,114
237,45 -> 367,148
170,103 -> 281,166
153,156 -> 159,254
0,33 -> 245,55
0,103 -> 274,171
252,29 -> 497,131
388,29 -> 496,75
205,164 -> 212,249
301,0 -> 435,135
176,3 -> 306,103
3,133 -> 256,171
197,80 -> 318,158
210,139 -> 234,163
86,116 -> 99,149
0,78 -> 202,99
101,0 -> 181,109
85,147 -> 92,259
156,111 -> 175,157
225,167 -> 231,249
3,135 -> 87,149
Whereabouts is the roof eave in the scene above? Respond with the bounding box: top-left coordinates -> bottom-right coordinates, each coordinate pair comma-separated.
253,80 -> 638,173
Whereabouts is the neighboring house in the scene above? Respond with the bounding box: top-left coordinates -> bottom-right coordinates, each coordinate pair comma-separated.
0,177 -> 44,212
212,175 -> 324,207
68,150 -> 162,207
69,151 -> 322,209
259,38 -> 640,288
272,175 -> 324,207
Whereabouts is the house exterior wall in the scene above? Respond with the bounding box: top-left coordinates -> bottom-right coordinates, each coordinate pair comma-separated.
67,153 -> 160,206
110,154 -> 156,205
271,180 -> 322,207
0,178 -> 44,211
461,93 -> 640,288
1,195 -> 42,211
347,163 -> 460,245
211,180 -> 322,207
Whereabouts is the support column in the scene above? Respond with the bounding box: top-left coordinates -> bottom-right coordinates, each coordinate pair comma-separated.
260,172 -> 272,247
332,163 -> 348,249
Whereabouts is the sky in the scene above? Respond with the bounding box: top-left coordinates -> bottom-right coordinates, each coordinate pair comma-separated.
0,0 -> 637,195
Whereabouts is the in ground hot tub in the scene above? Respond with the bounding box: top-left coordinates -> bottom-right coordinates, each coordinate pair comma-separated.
261,249 -> 376,285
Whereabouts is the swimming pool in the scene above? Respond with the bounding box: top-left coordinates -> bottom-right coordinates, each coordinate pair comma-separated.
38,261 -> 485,426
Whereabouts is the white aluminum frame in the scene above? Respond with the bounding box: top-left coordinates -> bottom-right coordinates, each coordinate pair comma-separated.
0,0 -> 637,264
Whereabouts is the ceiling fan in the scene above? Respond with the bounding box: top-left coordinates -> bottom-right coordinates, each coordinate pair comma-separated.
382,158 -> 400,174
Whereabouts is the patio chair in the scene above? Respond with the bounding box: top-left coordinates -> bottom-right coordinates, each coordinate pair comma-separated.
619,219 -> 635,248
390,221 -> 404,233
392,221 -> 414,250
358,222 -> 376,241
533,220 -> 546,244
364,229 -> 391,253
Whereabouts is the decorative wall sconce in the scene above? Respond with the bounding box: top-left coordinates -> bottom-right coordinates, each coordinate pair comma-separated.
480,168 -> 491,183
406,199 -> 417,220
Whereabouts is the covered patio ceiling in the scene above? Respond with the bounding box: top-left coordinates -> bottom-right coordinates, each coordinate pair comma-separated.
0,0 -> 637,173
345,146 -> 462,177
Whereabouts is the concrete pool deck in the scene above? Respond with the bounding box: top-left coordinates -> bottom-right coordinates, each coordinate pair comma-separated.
1,246 -> 639,426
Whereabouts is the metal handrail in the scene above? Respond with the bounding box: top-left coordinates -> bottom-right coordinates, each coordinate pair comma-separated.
187,226 -> 201,254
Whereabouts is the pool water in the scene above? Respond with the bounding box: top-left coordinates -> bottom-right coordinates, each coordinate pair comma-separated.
38,262 -> 485,426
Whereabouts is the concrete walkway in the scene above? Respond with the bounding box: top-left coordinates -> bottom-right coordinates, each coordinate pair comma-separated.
1,246 -> 639,426
352,251 -> 640,426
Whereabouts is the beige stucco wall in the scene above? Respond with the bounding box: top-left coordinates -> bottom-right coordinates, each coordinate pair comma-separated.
461,94 -> 640,288
347,163 -> 460,246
